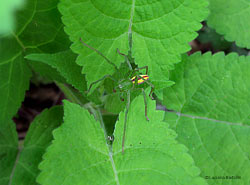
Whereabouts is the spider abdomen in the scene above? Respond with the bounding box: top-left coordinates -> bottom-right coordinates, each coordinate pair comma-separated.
131,75 -> 149,84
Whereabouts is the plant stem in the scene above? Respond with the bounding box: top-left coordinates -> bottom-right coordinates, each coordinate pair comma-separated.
55,82 -> 109,134
55,82 -> 86,105
96,108 -> 113,151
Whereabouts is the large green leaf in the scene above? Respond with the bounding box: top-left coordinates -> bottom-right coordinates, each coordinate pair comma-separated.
37,98 -> 206,184
163,52 -> 250,184
0,0 -> 71,124
0,120 -> 18,185
207,0 -> 250,49
0,1 -> 71,182
58,0 -> 208,89
0,51 -> 31,122
25,50 -> 87,93
112,93 -> 206,185
10,106 -> 63,185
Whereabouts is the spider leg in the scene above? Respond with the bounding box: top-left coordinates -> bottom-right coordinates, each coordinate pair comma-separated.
116,48 -> 133,71
133,74 -> 154,100
141,88 -> 149,121
116,48 -> 126,57
80,38 -> 118,71
130,86 -> 150,122
135,66 -> 148,75
130,66 -> 148,83
86,75 -> 117,94
143,80 -> 155,100
130,66 -> 148,78
122,90 -> 131,154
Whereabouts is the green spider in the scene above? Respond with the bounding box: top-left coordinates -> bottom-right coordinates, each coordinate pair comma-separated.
80,38 -> 155,153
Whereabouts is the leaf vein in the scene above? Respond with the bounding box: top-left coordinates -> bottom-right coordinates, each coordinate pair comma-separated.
16,0 -> 38,36
228,126 -> 250,162
192,119 -> 230,174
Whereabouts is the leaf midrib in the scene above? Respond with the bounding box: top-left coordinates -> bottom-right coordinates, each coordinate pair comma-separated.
128,0 -> 135,36
168,110 -> 249,127
8,146 -> 22,185
109,151 -> 120,185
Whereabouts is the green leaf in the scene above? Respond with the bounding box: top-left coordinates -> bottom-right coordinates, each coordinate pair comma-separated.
29,60 -> 67,84
0,52 -> 31,122
37,100 -> 110,185
10,106 -> 63,185
14,0 -> 70,52
207,0 -> 250,49
0,0 -> 71,124
104,92 -> 127,114
112,94 -> 206,185
151,80 -> 175,91
58,0 -> 209,89
104,89 -> 142,114
56,82 -> 89,106
163,52 -> 250,184
0,120 -> 18,185
38,98 -> 206,184
25,50 -> 87,93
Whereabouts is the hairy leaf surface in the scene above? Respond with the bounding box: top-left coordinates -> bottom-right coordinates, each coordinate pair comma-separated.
207,0 -> 250,49
163,52 -> 250,184
37,98 -> 206,185
59,0 -> 208,90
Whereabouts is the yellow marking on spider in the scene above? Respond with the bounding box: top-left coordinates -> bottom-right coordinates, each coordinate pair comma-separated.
131,75 -> 149,84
